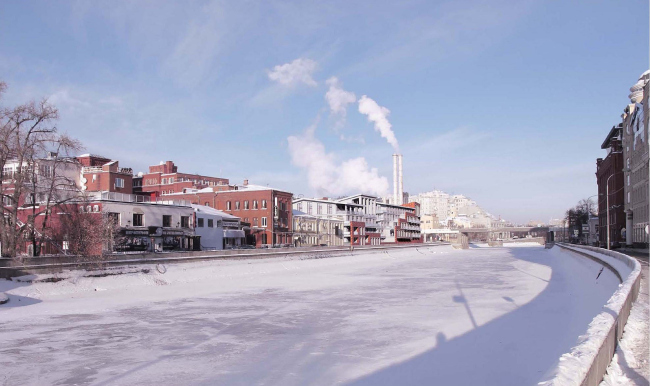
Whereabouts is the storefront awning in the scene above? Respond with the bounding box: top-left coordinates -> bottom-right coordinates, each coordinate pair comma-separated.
224,229 -> 245,239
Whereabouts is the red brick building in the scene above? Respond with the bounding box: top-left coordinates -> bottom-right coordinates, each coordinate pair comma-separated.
167,181 -> 293,247
596,125 -> 625,248
398,202 -> 423,243
140,161 -> 229,196
76,154 -> 133,194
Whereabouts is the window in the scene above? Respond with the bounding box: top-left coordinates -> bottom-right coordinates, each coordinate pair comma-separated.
253,217 -> 258,226
297,203 -> 302,211
262,200 -> 267,209
227,201 -> 232,210
169,177 -> 174,183
261,217 -> 267,227
244,200 -> 249,210
39,164 -> 53,178
208,219 -> 214,228
198,218 -> 204,227
327,205 -> 332,215
235,201 -> 240,210
115,177 -> 125,188
163,215 -> 172,227
108,212 -> 120,226
253,200 -> 258,209
133,213 -> 144,226
162,178 -> 167,184
181,216 -> 190,228
204,202 -> 210,207
307,203 -> 313,215
317,204 -> 322,215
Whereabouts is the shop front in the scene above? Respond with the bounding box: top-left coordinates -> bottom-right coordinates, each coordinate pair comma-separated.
116,227 -> 195,252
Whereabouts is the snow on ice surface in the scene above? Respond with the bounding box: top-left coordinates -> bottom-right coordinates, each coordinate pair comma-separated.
0,245 -> 621,386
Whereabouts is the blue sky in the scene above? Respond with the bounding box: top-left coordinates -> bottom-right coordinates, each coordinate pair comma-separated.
1,0 -> 647,223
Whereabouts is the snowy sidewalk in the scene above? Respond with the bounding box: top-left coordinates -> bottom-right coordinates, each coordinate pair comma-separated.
601,256 -> 649,386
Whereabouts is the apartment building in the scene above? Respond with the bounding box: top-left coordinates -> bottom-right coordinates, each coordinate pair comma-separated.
292,209 -> 344,247
140,161 -> 230,196
292,197 -> 372,245
76,154 -> 133,194
596,125 -> 625,247
622,70 -> 649,247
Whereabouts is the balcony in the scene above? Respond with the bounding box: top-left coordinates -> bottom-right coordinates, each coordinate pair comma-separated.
86,191 -> 191,207
82,166 -> 133,175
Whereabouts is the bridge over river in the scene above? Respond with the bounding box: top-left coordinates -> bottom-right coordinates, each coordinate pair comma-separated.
422,227 -> 550,243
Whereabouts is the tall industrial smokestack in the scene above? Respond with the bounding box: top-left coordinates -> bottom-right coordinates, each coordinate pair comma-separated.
397,154 -> 404,205
393,154 -> 403,205
393,154 -> 399,205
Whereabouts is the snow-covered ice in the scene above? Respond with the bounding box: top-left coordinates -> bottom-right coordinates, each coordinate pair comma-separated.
0,245 -> 622,385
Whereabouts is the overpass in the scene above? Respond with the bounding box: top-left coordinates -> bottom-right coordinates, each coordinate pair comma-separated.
422,227 -> 550,243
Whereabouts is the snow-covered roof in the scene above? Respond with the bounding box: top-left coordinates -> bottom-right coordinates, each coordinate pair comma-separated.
293,197 -> 334,204
235,183 -> 289,193
191,204 -> 239,220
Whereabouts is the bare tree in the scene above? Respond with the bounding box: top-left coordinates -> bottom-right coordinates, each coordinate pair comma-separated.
0,81 -> 82,258
53,203 -> 122,268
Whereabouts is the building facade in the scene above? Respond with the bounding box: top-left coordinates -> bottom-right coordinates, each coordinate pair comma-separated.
77,154 -> 133,194
192,204 -> 244,250
140,161 -> 230,196
622,70 -> 649,247
89,191 -> 197,252
292,209 -> 344,247
596,125 -> 626,248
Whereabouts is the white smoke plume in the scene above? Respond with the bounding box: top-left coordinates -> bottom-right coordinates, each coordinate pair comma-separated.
358,95 -> 399,152
287,122 -> 389,197
267,58 -> 318,87
325,77 -> 356,129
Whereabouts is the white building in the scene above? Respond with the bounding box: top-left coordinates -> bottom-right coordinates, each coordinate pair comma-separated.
85,191 -> 196,252
408,190 -> 450,220
292,197 -> 365,245
192,204 -> 244,250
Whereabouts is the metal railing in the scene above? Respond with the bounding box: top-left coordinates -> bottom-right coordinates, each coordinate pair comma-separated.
82,166 -> 133,174
85,191 -> 191,207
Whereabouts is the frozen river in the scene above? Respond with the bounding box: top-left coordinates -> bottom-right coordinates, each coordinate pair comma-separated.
0,244 -> 620,385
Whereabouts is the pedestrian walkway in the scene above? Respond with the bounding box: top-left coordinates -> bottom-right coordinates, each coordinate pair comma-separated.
602,251 -> 649,385
618,247 -> 649,258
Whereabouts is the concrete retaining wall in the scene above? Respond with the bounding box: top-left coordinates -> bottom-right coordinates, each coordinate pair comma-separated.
547,244 -> 642,386
0,243 -> 446,278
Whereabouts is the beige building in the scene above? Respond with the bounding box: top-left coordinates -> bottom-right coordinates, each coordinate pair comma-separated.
421,214 -> 441,230
622,70 -> 649,247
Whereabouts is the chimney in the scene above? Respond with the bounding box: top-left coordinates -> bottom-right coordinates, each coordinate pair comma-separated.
393,154 -> 399,205
397,154 -> 405,205
243,179 -> 249,186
